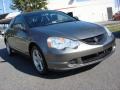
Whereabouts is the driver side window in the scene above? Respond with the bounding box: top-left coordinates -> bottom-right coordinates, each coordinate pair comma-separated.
12,15 -> 25,31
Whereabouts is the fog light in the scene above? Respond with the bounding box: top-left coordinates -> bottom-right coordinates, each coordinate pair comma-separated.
68,58 -> 83,67
69,59 -> 78,64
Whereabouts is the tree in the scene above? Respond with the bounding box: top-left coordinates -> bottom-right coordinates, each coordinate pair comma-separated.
11,0 -> 47,12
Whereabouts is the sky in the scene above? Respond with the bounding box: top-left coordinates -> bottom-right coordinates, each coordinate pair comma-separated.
0,0 -> 16,14
0,0 -> 119,14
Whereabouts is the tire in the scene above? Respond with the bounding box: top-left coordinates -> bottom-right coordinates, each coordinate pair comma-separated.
31,46 -> 48,75
6,42 -> 14,56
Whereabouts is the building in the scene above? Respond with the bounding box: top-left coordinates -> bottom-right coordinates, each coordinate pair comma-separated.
0,12 -> 20,33
47,0 -> 120,22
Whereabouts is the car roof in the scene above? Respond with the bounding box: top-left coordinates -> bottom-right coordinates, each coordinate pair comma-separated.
19,10 -> 61,17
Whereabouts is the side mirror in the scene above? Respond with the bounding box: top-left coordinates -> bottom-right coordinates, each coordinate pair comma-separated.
20,26 -> 26,32
67,12 -> 73,17
15,24 -> 26,32
73,16 -> 79,20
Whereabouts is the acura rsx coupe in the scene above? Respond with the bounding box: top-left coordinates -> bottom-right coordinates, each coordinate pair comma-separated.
4,10 -> 116,74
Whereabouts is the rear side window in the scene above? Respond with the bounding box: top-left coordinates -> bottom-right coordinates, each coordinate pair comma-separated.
14,15 -> 23,24
8,19 -> 15,29
12,15 -> 25,30
8,16 -> 23,29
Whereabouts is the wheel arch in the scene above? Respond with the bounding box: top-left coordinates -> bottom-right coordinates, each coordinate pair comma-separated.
29,42 -> 48,69
29,42 -> 45,58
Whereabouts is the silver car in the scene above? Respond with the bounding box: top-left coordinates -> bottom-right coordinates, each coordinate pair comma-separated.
4,10 -> 116,74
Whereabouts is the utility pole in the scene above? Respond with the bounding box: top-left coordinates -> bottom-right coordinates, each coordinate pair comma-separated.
117,0 -> 120,11
2,0 -> 6,13
118,0 -> 120,11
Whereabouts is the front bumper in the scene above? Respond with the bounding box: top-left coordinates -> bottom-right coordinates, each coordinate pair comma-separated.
45,35 -> 116,70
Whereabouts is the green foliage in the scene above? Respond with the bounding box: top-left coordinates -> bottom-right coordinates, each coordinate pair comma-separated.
107,24 -> 120,32
11,0 -> 47,12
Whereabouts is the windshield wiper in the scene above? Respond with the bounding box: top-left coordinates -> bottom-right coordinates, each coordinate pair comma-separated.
64,19 -> 78,23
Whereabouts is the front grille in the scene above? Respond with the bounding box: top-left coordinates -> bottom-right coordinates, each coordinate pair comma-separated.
81,47 -> 112,64
81,34 -> 106,45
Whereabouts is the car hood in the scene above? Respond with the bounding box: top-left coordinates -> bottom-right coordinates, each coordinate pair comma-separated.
31,21 -> 106,40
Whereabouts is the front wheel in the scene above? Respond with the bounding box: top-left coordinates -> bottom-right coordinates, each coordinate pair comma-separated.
6,42 -> 14,56
31,46 -> 48,75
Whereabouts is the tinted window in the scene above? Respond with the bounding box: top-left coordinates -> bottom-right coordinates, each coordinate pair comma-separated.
24,11 -> 76,28
9,19 -> 15,29
12,15 -> 25,30
14,15 -> 24,24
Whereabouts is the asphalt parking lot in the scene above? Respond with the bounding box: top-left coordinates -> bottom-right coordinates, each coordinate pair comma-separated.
0,32 -> 120,90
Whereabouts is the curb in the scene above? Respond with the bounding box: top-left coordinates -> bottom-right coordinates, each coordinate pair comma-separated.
97,21 -> 120,26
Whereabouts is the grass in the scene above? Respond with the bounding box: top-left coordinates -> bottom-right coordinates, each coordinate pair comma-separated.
106,24 -> 120,32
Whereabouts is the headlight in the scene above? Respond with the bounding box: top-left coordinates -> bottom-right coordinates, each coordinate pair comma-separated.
47,37 -> 80,50
104,27 -> 112,36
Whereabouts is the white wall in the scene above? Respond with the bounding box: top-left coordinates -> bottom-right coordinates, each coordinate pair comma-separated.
47,0 -> 117,22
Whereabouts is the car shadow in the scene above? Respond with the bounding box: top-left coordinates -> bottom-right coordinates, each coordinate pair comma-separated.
0,48 -> 99,79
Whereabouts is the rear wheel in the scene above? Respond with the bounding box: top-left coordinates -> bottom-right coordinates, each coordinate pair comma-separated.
6,42 -> 14,56
31,46 -> 48,74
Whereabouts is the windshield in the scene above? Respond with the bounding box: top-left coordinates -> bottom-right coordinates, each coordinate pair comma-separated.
24,11 -> 77,28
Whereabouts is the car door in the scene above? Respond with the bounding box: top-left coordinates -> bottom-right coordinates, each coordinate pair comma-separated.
6,19 -> 17,49
13,15 -> 30,54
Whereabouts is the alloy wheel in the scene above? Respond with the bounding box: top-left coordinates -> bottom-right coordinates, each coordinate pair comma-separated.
32,47 -> 47,74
